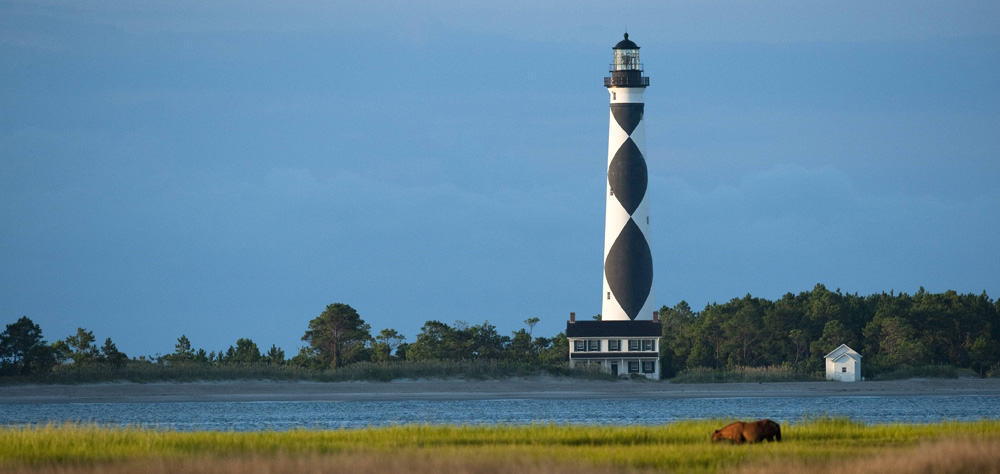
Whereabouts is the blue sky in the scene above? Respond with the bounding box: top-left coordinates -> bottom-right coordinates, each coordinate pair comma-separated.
2,1 -> 999,357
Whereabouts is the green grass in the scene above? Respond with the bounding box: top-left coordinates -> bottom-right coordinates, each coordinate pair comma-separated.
3,419 -> 999,473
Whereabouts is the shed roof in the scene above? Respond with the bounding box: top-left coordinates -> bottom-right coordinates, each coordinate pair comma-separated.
824,343 -> 861,360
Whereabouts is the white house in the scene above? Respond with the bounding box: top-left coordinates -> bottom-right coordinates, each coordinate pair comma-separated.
566,313 -> 661,380
824,344 -> 862,382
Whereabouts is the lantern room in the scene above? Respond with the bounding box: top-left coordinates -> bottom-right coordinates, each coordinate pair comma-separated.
605,33 -> 649,88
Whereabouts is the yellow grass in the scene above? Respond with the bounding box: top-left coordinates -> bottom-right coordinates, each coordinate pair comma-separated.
2,419 -> 999,473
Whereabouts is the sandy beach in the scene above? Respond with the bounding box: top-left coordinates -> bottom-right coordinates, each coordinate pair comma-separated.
3,377 -> 1000,404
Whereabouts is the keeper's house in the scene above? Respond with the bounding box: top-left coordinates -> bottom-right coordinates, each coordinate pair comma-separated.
566,312 -> 662,379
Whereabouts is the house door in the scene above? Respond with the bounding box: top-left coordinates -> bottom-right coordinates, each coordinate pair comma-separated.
610,363 -> 618,376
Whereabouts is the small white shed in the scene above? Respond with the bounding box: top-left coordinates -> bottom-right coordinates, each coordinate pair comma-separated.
824,344 -> 862,382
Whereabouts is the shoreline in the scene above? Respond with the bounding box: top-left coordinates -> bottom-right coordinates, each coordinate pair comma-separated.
3,377 -> 1000,404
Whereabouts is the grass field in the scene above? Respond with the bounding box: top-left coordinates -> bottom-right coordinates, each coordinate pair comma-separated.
2,419 -> 999,473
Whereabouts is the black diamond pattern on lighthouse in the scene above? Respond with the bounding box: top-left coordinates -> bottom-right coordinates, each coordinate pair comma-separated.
607,137 -> 647,215
605,219 -> 653,319
605,102 -> 652,320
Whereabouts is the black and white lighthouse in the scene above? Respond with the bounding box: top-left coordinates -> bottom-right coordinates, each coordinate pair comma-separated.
602,33 -> 654,322
567,34 -> 662,379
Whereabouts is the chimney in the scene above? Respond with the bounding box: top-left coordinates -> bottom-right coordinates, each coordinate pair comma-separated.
653,311 -> 659,322
569,312 -> 576,323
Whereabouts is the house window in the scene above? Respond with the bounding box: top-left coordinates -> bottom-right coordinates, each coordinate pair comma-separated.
628,361 -> 640,373
628,339 -> 640,351
642,340 -> 654,351
608,339 -> 621,351
587,339 -> 600,352
574,340 -> 585,352
842,367 -> 847,373
642,361 -> 655,373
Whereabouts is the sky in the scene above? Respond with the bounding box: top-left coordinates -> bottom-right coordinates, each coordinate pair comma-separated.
2,1 -> 999,357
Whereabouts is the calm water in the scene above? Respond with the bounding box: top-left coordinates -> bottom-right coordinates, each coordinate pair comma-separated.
3,395 -> 999,431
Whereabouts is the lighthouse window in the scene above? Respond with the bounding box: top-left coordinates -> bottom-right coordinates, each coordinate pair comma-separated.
607,291 -> 611,300
612,91 -> 617,100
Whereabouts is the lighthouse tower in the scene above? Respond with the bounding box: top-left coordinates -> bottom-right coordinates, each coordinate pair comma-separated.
602,33 -> 654,322
567,34 -> 661,379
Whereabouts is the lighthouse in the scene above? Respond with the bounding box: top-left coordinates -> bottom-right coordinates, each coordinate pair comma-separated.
602,32 -> 654,322
567,34 -> 661,379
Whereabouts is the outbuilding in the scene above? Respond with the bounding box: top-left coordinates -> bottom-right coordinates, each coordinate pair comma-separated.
824,344 -> 862,382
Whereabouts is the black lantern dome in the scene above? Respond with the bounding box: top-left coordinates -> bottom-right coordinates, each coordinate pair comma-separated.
613,32 -> 640,50
605,33 -> 649,88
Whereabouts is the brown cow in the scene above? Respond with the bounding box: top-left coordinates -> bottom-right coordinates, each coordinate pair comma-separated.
711,419 -> 781,443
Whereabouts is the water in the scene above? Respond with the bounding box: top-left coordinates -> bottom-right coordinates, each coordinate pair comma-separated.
3,395 -> 999,431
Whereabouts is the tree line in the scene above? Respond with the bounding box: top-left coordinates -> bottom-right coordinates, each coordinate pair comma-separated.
2,285 -> 998,379
0,303 -> 568,377
659,284 -> 1000,377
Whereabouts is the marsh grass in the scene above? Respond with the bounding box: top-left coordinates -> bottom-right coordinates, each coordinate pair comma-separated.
738,438 -> 1000,474
0,360 -> 614,385
867,364 -> 966,380
3,419 -> 1000,473
671,365 -> 822,383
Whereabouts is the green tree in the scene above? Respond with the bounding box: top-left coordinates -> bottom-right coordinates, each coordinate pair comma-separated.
524,317 -> 540,338
507,329 -> 533,361
810,320 -> 855,365
373,328 -> 405,362
761,294 -> 804,366
788,329 -> 809,366
63,328 -> 99,365
395,342 -> 410,361
538,332 -> 568,364
686,306 -> 725,369
660,301 -> 696,376
230,338 -> 262,365
290,346 -> 321,369
99,338 -> 128,368
967,334 -> 997,377
302,303 -> 372,368
167,335 -> 195,363
719,295 -> 765,367
263,344 -> 285,365
865,316 -> 928,369
0,316 -> 56,375
407,320 -> 459,361
466,322 -> 507,360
